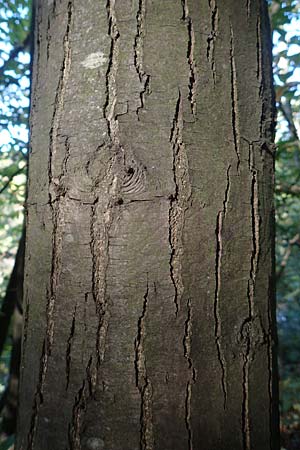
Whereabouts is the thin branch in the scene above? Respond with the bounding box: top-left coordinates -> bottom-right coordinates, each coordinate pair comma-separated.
276,233 -> 300,281
0,231 -> 25,359
278,100 -> 300,143
0,167 -> 25,195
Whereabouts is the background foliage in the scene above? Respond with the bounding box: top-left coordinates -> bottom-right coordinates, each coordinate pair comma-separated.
271,1 -> 300,448
0,1 -> 299,449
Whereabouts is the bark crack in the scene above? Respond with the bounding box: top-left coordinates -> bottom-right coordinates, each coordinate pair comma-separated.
247,143 -> 260,323
90,193 -> 112,371
206,0 -> 218,85
214,165 -> 231,410
104,0 -> 120,144
48,2 -> 72,201
46,16 -> 51,61
26,4 -> 73,448
183,299 -> 195,449
242,341 -> 251,450
66,304 -> 77,390
83,0 -> 123,399
256,15 -> 262,82
240,143 -> 260,450
182,1 -> 197,115
246,0 -> 251,20
230,25 -> 241,174
169,91 -> 192,316
68,357 -> 93,450
134,0 -> 151,118
134,279 -> 154,450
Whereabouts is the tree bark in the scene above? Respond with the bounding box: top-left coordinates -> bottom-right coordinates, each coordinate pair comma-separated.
17,1 -> 279,449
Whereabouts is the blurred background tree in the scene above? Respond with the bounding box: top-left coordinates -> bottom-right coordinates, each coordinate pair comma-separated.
271,1 -> 300,448
0,1 -> 299,449
0,2 -> 31,449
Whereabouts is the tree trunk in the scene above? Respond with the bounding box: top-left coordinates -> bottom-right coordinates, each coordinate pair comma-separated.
17,1 -> 279,449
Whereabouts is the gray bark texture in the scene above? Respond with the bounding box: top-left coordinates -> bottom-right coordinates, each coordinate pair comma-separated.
17,1 -> 279,449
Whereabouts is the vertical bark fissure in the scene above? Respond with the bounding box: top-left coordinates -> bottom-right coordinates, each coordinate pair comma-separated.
104,0 -> 120,144
185,383 -> 192,450
246,0 -> 251,20
183,299 -> 195,450
214,165 -> 231,410
51,0 -> 57,16
134,279 -> 154,450
66,305 -> 77,390
169,91 -> 192,316
26,4 -> 73,448
258,7 -> 270,142
68,380 -> 85,450
206,0 -> 218,85
90,188 -> 113,371
48,2 -> 72,199
249,174 -> 260,318
241,144 -> 260,450
256,15 -> 262,81
68,357 -> 93,450
181,1 -> 197,115
230,25 -> 241,174
22,300 -> 30,350
242,341 -> 251,450
62,136 -> 71,175
134,0 -> 151,117
246,144 -> 260,321
46,16 -> 51,61
88,0 -> 123,375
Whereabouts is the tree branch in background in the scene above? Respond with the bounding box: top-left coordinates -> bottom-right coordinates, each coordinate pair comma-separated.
279,99 -> 300,144
0,230 -> 25,436
276,233 -> 300,281
0,33 -> 30,80
0,167 -> 25,195
0,231 -> 24,358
